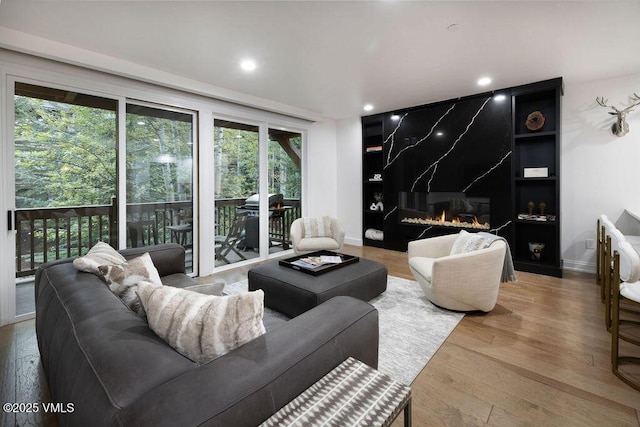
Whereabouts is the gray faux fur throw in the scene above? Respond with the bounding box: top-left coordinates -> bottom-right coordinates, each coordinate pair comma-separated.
478,232 -> 517,282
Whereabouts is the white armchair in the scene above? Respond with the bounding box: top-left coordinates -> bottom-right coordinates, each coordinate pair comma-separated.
290,217 -> 345,255
408,233 -> 507,312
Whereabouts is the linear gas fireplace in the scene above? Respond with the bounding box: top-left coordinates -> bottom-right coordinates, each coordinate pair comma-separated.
398,192 -> 490,230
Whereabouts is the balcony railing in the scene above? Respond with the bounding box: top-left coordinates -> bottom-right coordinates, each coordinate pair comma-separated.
15,197 -> 301,277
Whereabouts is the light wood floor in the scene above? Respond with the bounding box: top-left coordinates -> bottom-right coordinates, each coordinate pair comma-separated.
1,245 -> 639,426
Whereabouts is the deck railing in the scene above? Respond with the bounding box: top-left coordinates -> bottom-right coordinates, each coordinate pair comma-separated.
15,197 -> 301,277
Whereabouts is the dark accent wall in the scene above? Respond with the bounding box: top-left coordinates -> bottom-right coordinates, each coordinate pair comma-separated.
376,91 -> 513,251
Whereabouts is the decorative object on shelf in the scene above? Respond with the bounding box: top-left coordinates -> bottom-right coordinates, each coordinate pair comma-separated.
369,193 -> 384,212
528,242 -> 545,261
527,201 -> 535,215
523,167 -> 548,178
538,201 -> 547,216
365,145 -> 383,152
595,93 -> 640,137
369,173 -> 382,182
525,110 -> 545,131
517,213 -> 556,222
364,228 -> 384,241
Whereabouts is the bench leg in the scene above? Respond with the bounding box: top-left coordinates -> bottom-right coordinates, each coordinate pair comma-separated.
404,398 -> 412,427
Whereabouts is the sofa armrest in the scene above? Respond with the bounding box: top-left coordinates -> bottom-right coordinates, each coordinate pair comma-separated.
290,218 -> 303,249
331,218 -> 346,250
119,296 -> 378,427
120,243 -> 186,277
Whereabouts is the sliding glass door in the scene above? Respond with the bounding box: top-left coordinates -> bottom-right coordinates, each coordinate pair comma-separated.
13,82 -> 118,316
212,119 -> 303,267
213,119 -> 260,266
267,128 -> 302,254
4,77 -> 304,324
8,83 -> 198,320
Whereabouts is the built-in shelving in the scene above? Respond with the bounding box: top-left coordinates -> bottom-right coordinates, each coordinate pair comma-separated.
362,117 -> 385,248
511,78 -> 563,277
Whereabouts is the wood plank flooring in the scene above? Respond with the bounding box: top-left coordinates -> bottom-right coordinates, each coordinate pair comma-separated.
1,244 -> 639,426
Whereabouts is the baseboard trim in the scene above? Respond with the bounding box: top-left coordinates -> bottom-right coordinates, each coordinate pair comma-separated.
344,237 -> 363,247
562,259 -> 596,274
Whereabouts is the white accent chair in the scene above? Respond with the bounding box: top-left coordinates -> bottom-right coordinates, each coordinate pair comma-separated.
407,233 -> 506,312
290,217 -> 345,255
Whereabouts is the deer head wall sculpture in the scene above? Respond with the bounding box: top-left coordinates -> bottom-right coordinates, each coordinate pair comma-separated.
596,93 -> 640,137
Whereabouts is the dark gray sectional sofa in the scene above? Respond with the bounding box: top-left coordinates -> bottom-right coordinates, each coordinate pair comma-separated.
35,243 -> 379,426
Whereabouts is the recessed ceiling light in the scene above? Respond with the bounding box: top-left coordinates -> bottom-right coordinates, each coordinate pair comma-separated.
363,104 -> 374,112
240,59 -> 257,72
477,77 -> 492,86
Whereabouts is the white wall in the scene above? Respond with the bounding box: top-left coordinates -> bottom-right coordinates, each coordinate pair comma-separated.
336,118 -> 363,246
306,120 -> 339,218
561,72 -> 640,273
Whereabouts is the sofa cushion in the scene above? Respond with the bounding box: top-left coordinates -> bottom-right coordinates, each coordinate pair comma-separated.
302,216 -> 333,238
98,253 -> 162,317
450,230 -> 485,255
73,241 -> 126,274
137,282 -> 266,364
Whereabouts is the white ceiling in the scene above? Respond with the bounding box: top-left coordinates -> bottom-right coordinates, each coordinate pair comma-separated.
0,1 -> 639,120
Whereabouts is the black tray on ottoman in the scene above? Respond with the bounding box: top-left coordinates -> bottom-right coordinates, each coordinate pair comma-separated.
249,254 -> 387,317
279,250 -> 359,276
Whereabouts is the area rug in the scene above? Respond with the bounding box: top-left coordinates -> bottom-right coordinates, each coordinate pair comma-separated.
223,275 -> 464,385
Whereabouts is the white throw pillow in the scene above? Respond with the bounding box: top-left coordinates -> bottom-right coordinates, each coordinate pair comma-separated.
98,252 -> 162,317
73,241 -> 126,274
137,281 -> 266,364
450,230 -> 485,255
303,216 -> 333,238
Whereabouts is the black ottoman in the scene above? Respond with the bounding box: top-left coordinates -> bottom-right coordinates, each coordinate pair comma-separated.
248,258 -> 387,317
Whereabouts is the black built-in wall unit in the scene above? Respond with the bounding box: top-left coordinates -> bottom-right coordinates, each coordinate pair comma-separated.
511,79 -> 562,277
362,78 -> 562,277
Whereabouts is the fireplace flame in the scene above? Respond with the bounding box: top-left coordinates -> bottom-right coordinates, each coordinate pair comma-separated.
400,211 -> 489,230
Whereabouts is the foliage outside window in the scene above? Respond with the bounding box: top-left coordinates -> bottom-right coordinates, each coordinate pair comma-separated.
268,134 -> 301,199
126,105 -> 194,204
14,84 -> 117,208
214,125 -> 259,200
213,124 -> 301,201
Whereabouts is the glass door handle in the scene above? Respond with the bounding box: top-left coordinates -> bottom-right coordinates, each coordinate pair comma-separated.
7,210 -> 15,231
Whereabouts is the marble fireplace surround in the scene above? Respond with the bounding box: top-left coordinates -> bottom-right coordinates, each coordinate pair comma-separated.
376,90 -> 513,251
